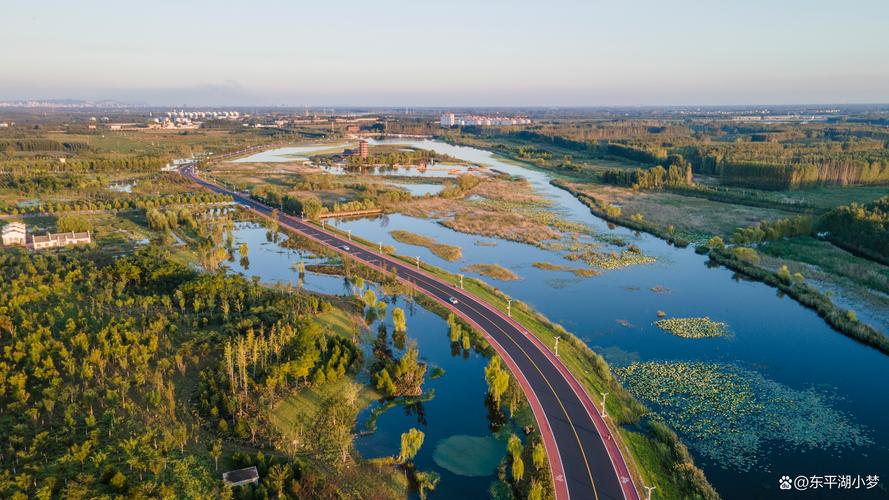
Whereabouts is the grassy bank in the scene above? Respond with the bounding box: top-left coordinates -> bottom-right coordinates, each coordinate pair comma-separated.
551,179 -> 691,247
706,246 -> 889,354
269,378 -> 409,498
555,177 -> 889,353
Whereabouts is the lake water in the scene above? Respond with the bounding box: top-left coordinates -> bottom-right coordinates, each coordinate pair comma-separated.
319,139 -> 889,499
393,183 -> 444,197
224,223 -> 515,498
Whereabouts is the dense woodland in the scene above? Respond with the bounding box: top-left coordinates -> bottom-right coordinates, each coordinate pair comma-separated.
0,246 -> 367,498
464,121 -> 889,190
818,197 -> 889,265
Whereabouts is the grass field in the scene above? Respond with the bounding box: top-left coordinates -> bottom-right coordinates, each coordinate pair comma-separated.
564,181 -> 795,241
268,306 -> 409,498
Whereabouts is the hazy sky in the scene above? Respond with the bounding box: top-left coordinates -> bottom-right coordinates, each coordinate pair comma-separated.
2,0 -> 888,106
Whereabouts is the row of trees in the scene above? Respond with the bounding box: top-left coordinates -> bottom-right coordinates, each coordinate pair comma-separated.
0,192 -> 231,215
0,138 -> 92,153
817,196 -> 889,265
600,164 -> 693,189
1,155 -> 168,174
730,216 -> 814,245
484,125 -> 889,190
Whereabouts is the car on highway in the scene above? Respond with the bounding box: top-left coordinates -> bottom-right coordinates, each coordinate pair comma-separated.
449,297 -> 459,305
341,245 -> 351,251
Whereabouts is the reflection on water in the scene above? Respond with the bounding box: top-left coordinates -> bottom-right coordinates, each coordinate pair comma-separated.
394,183 -> 444,196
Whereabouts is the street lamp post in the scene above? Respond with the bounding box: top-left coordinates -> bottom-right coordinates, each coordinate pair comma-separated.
554,335 -> 560,357
379,241 -> 383,253
458,274 -> 464,289
507,299 -> 512,317
347,230 -> 352,241
415,256 -> 420,269
600,392 -> 609,417
644,485 -> 657,500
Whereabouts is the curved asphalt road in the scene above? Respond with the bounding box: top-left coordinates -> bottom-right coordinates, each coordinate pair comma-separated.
182,163 -> 638,500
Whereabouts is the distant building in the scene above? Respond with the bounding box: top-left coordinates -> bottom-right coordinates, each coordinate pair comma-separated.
1,222 -> 27,246
31,231 -> 92,250
222,466 -> 259,487
345,124 -> 360,133
440,113 -> 456,127
358,140 -> 368,159
441,112 -> 528,128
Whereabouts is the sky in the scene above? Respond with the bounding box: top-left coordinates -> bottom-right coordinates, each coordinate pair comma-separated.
2,0 -> 888,106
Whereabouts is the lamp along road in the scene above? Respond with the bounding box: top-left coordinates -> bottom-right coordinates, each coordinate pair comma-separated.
180,162 -> 639,500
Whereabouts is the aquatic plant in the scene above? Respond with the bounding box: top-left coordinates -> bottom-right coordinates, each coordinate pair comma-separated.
390,230 -> 462,261
655,317 -> 727,339
461,263 -> 520,281
616,361 -> 871,471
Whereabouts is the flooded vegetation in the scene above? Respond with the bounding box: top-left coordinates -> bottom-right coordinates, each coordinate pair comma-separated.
655,317 -> 728,339
389,230 -> 462,261
616,361 -> 871,472
460,263 -> 520,281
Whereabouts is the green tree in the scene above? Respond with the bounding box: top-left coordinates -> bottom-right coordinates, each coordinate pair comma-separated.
57,214 -> 93,233
363,289 -> 377,307
375,368 -> 397,396
392,306 -> 407,332
529,479 -> 544,500
507,434 -> 522,458
399,428 -> 425,463
210,439 -> 222,471
415,471 -> 440,500
267,464 -> 292,498
511,455 -> 525,482
777,264 -> 791,283
532,442 -> 546,471
485,357 -> 510,406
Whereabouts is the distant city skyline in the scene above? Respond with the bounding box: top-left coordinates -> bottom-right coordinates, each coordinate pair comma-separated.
2,0 -> 888,106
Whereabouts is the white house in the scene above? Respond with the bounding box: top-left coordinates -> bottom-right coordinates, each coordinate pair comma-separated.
1,222 -> 27,246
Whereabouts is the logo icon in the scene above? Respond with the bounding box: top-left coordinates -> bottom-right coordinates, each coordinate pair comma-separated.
779,476 -> 792,490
